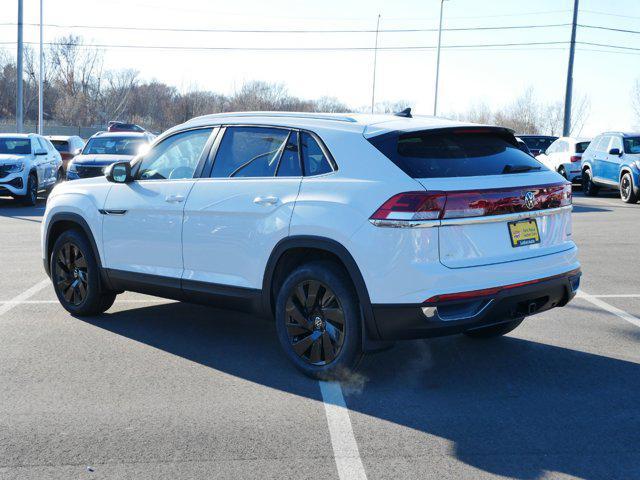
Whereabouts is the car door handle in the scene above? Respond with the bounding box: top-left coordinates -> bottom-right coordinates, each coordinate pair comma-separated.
165,194 -> 185,203
253,195 -> 279,206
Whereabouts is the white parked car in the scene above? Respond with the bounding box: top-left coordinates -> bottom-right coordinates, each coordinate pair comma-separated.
41,112 -> 581,377
536,137 -> 591,182
0,133 -> 63,205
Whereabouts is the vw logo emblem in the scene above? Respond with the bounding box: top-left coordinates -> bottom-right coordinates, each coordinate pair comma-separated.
524,191 -> 536,210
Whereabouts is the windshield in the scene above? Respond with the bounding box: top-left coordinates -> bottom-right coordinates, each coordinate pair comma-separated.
51,140 -> 70,152
623,137 -> 640,154
368,129 -> 545,178
575,141 -> 590,154
83,137 -> 147,156
520,136 -> 557,151
0,138 -> 31,155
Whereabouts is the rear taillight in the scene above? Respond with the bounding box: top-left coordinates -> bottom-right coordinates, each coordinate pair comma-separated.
370,183 -> 571,224
569,155 -> 581,163
370,191 -> 446,221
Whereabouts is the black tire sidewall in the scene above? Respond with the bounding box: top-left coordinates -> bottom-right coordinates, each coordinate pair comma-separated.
275,261 -> 362,379
620,173 -> 637,203
582,169 -> 598,196
50,229 -> 105,316
22,174 -> 38,206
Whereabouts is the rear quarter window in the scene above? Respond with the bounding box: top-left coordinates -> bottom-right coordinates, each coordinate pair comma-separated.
368,129 -> 545,178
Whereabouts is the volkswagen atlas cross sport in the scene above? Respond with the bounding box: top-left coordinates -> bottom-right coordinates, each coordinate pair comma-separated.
41,111 -> 581,378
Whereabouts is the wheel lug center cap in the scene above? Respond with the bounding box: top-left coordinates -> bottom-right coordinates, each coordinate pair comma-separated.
312,316 -> 324,330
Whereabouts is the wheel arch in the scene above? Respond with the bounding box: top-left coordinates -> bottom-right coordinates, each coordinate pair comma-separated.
44,212 -> 110,288
620,167 -> 633,181
262,236 -> 383,347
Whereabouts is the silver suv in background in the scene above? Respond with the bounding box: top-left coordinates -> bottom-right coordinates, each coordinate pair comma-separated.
0,133 -> 62,206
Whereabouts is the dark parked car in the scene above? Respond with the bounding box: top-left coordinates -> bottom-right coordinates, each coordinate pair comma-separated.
518,135 -> 559,157
107,121 -> 146,133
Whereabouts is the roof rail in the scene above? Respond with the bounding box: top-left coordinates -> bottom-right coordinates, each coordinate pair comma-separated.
192,111 -> 358,123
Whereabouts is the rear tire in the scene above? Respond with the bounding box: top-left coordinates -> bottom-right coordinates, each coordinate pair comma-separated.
464,318 -> 524,339
582,169 -> 599,197
558,166 -> 567,180
620,172 -> 638,204
50,229 -> 117,316
275,261 -> 363,379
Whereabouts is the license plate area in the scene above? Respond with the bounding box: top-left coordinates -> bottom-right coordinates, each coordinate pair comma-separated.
508,219 -> 540,247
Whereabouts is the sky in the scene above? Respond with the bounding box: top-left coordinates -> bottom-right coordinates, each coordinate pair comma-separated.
1,0 -> 639,136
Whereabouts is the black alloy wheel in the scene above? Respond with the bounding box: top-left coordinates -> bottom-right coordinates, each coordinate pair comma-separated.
51,229 -> 117,315
284,279 -> 345,365
620,173 -> 638,203
22,174 -> 38,206
53,242 -> 89,306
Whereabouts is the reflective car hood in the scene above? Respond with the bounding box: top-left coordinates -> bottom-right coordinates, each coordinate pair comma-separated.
0,154 -> 29,164
72,154 -> 133,166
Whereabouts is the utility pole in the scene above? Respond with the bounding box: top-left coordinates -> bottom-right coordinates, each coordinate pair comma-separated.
38,0 -> 44,135
433,0 -> 447,116
563,0 -> 579,136
16,0 -> 24,133
370,14 -> 381,114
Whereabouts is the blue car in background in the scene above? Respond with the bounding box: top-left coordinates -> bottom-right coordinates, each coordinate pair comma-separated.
581,132 -> 640,203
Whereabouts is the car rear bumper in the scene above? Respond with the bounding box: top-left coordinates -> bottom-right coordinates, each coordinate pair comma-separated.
371,269 -> 581,340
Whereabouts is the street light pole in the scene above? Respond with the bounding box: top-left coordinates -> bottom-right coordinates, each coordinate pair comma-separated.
433,0 -> 447,116
38,0 -> 44,135
563,0 -> 579,136
370,14 -> 381,114
16,0 -> 24,133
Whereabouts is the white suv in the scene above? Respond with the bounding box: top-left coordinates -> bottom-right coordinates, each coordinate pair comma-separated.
0,133 -> 63,205
535,137 -> 591,182
41,112 -> 581,377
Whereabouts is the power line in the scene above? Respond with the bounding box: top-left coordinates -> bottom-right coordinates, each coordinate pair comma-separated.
577,41 -> 640,52
0,22 -> 572,34
581,9 -> 640,20
0,40 -> 570,52
579,24 -> 640,35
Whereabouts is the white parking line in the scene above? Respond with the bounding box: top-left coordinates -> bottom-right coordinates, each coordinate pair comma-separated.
0,279 -> 50,316
578,290 -> 640,328
592,294 -> 640,298
319,381 -> 367,480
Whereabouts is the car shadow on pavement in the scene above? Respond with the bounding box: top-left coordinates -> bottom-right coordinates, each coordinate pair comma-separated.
80,301 -> 640,480
0,197 -> 46,222
572,204 -> 611,214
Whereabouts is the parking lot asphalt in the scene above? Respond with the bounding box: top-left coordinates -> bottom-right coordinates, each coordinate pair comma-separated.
1,190 -> 639,480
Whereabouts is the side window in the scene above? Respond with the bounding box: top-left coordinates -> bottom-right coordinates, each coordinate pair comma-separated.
560,141 -> 570,153
138,128 -> 213,181
301,132 -> 333,176
43,138 -> 56,153
33,137 -> 45,153
610,136 -> 622,152
211,127 -> 289,178
598,136 -> 611,152
546,141 -> 557,154
277,131 -> 302,177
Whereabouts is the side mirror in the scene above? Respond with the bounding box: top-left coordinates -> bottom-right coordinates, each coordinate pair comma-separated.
105,161 -> 133,183
34,148 -> 47,156
608,148 -> 622,156
73,148 -> 82,156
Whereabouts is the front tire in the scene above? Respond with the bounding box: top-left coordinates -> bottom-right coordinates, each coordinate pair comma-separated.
464,318 -> 524,339
620,172 -> 638,204
51,229 -> 117,316
582,169 -> 599,197
20,173 -> 38,206
275,261 -> 362,379
558,166 -> 567,180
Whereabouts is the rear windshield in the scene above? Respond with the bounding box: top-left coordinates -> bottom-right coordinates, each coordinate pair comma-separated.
83,136 -> 147,156
368,130 -> 544,178
575,141 -> 590,154
0,138 -> 31,155
51,140 -> 70,152
520,136 -> 557,150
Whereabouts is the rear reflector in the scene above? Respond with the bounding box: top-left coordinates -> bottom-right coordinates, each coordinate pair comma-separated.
371,183 -> 571,222
424,268 -> 581,303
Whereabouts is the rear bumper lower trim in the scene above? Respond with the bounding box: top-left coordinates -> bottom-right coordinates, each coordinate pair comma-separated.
371,269 -> 581,340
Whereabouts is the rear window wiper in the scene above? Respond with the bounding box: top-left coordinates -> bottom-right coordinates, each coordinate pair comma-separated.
502,164 -> 542,174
